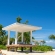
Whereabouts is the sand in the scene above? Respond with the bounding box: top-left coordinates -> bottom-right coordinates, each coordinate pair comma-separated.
1,50 -> 55,55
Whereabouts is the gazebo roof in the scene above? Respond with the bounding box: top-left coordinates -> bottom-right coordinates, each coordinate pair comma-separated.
2,22 -> 42,32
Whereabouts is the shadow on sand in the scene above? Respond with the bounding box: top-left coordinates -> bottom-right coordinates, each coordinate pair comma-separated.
11,50 -> 44,53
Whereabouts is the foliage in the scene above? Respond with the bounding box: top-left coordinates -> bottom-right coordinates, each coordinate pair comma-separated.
16,16 -> 22,23
16,16 -> 34,44
39,40 -> 46,45
0,16 -> 34,45
23,20 -> 29,24
2,35 -> 7,45
0,35 -> 15,45
0,24 -> 7,45
0,24 -> 15,45
49,34 -> 55,40
35,41 -> 39,45
33,40 -> 46,45
10,38 -> 15,44
0,24 -> 6,36
33,45 -> 53,52
0,45 -> 6,49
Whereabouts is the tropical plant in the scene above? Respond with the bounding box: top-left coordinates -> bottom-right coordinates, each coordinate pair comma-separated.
0,24 -> 6,37
0,24 -> 6,45
10,38 -> 15,44
0,24 -> 15,45
16,16 -> 22,23
16,16 -> 34,44
35,41 -> 39,45
40,40 -> 46,45
33,45 -> 53,52
49,34 -> 55,40
0,45 -> 6,49
2,35 -> 7,45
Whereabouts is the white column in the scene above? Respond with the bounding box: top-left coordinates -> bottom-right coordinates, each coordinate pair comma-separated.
30,31 -> 32,44
15,31 -> 18,45
22,32 -> 23,42
8,31 -> 10,45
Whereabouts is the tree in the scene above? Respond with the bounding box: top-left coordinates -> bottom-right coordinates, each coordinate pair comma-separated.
32,39 -> 39,45
23,20 -> 29,24
35,41 -> 39,45
16,16 -> 34,44
41,40 -> 46,45
0,24 -> 6,37
49,34 -> 55,40
16,16 -> 22,23
0,24 -> 6,45
38,40 -> 46,46
10,38 -> 15,44
2,35 -> 8,45
0,24 -> 15,45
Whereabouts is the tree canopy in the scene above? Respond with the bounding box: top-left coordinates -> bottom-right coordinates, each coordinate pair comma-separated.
16,16 -> 22,23
0,24 -> 6,37
49,34 -> 55,40
16,16 -> 34,44
0,24 -> 14,45
0,16 -> 34,45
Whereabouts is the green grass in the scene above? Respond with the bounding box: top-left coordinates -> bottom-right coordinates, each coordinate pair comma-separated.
0,45 -> 7,49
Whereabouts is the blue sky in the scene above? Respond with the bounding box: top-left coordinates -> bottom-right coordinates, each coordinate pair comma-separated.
0,0 -> 55,47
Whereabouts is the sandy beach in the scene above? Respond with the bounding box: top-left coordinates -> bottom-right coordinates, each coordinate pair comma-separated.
1,50 -> 55,55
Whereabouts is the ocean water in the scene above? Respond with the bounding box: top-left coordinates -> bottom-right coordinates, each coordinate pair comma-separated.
53,47 -> 55,51
53,47 -> 55,49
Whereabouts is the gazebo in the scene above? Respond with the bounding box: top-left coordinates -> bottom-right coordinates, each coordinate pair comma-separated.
2,22 -> 42,52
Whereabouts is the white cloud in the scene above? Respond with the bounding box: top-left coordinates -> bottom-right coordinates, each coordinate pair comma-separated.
33,33 -> 48,39
45,40 -> 55,47
46,40 -> 55,43
32,31 -> 55,47
34,37 -> 44,38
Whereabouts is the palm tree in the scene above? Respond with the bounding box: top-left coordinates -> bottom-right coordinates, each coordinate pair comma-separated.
0,24 -> 6,37
32,39 -> 39,45
40,40 -> 46,45
16,16 -> 34,44
16,16 -> 22,23
0,24 -> 6,45
49,34 -> 55,40
0,24 -> 16,45
36,40 -> 46,45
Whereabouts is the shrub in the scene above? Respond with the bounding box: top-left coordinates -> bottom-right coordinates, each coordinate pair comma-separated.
0,45 -> 6,49
33,45 -> 53,52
